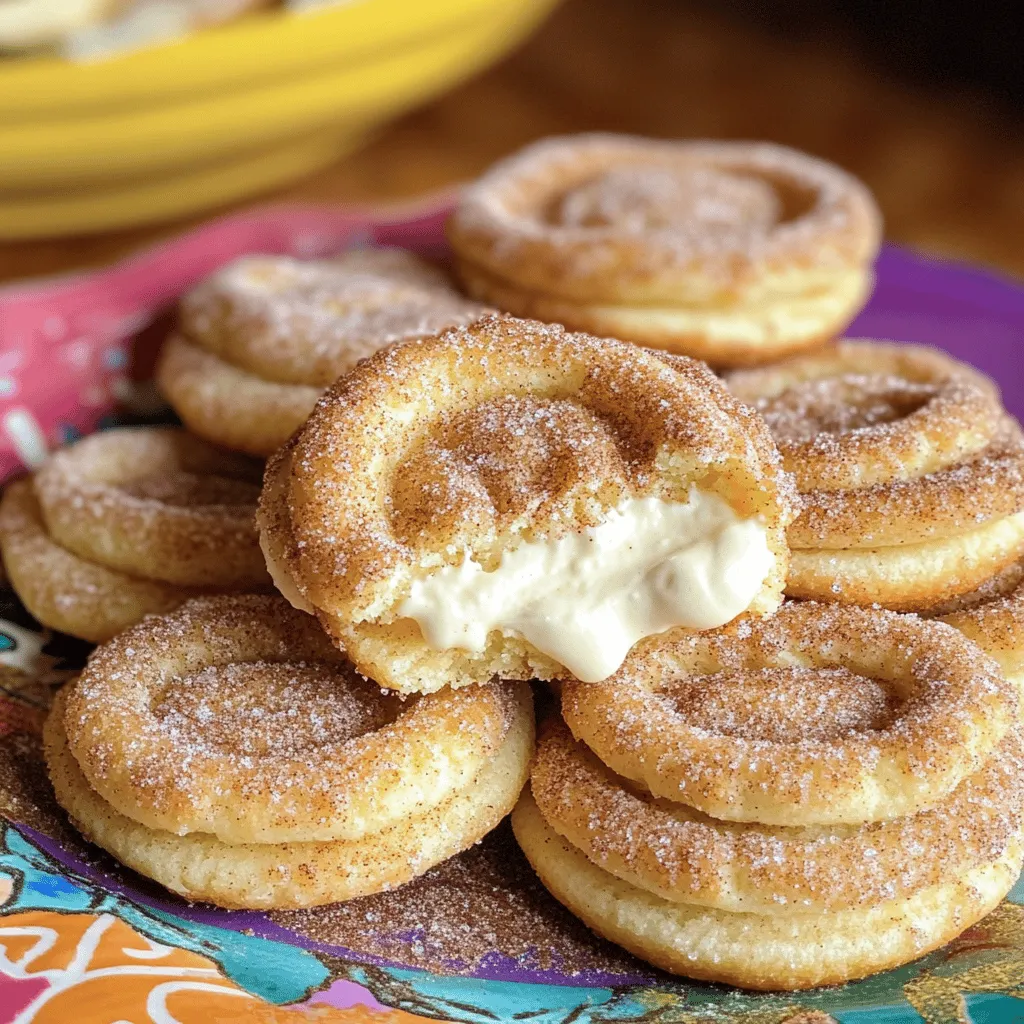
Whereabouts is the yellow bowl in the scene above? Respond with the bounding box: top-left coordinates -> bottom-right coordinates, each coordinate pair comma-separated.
0,0 -> 558,239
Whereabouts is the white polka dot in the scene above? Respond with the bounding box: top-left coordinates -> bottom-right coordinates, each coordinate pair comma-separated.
62,339 -> 93,368
3,408 -> 49,467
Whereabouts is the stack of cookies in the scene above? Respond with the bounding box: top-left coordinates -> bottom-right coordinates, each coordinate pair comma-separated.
1,132 -> 1021,995
728,341 -> 1024,616
0,427 -> 269,641
157,246 -> 487,456
45,594 -> 533,909
515,603 -> 1023,991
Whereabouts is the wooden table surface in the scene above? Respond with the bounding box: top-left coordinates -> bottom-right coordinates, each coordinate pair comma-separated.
3,0 -> 1023,284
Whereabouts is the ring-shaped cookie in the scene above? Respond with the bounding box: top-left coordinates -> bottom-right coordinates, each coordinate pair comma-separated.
50,688 -> 533,910
449,135 -> 881,366
561,602 -> 1017,825
47,684 -> 534,910
512,790 -> 1023,991
727,340 -> 1003,492
0,480 -> 199,644
532,718 -> 1024,915
929,556 -> 1024,687
258,314 -> 796,693
788,511 -> 1024,610
34,427 -> 268,589
788,421 -> 1024,549
159,249 -> 486,457
65,594 -> 519,844
179,248 -> 488,388
156,334 -> 322,458
728,341 -> 1024,609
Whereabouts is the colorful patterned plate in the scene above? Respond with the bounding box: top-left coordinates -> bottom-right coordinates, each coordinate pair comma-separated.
0,207 -> 1022,1024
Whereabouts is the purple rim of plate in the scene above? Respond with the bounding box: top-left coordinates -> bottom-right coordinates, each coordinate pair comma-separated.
19,825 -> 654,988
851,246 -> 1024,420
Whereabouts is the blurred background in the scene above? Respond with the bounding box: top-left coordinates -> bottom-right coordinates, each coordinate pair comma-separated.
1,0 -> 1021,282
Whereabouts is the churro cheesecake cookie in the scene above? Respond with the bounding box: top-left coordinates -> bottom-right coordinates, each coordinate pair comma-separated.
47,595 -> 534,909
258,313 -> 796,693
0,427 -> 269,643
158,247 -> 488,456
728,340 -> 1024,611
449,134 -> 881,367
515,601 -> 1023,990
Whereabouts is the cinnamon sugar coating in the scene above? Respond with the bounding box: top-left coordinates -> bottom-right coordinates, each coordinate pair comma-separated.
512,789 -> 1023,991
449,134 -> 881,366
179,248 -> 488,387
728,341 -> 1002,491
790,421 -> 1024,549
0,427 -> 272,643
517,599 -> 1024,989
0,479 -> 201,643
562,602 -> 1017,825
532,717 -> 1024,914
34,426 -> 268,589
48,681 -> 534,910
727,340 -> 1024,610
258,313 -> 797,693
157,334 -> 322,458
928,556 -> 1024,685
63,594 -> 519,845
789,510 -> 1024,611
158,247 -> 487,457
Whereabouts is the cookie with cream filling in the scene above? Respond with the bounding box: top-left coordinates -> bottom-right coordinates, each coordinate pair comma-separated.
258,313 -> 796,694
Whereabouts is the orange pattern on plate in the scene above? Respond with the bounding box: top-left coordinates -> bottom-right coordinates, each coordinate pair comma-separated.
0,906 -> 427,1023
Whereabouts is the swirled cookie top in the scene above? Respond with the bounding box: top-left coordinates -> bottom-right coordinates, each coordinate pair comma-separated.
556,164 -> 781,238
659,665 -> 901,743
727,340 -> 1006,491
562,601 -> 1018,824
36,427 -> 262,519
65,594 -> 515,842
180,247 -> 489,386
66,596 -> 387,792
758,375 -> 939,445
149,661 -> 399,760
449,134 -> 882,299
390,395 -> 635,549
277,315 -> 795,612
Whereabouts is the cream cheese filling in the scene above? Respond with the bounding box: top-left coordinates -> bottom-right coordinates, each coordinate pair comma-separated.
399,488 -> 773,682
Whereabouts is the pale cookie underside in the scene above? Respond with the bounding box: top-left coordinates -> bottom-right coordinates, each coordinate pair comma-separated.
512,791 -> 1022,991
156,334 -> 321,458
